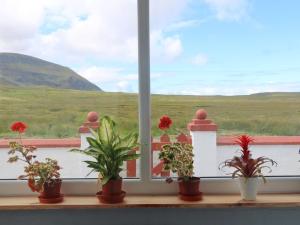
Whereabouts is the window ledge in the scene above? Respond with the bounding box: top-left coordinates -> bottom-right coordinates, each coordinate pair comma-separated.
1,194 -> 300,210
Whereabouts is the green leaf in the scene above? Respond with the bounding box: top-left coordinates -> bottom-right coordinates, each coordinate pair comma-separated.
83,160 -> 100,170
116,132 -> 138,149
98,116 -> 115,145
122,153 -> 140,161
89,127 -> 101,141
86,137 -> 101,149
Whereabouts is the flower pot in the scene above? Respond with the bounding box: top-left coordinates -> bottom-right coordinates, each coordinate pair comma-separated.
102,178 -> 122,195
178,177 -> 202,201
238,177 -> 259,201
38,179 -> 63,203
97,178 -> 125,203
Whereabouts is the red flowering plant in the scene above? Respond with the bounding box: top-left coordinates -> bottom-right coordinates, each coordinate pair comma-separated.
7,122 -> 61,192
157,115 -> 194,183
219,135 -> 277,182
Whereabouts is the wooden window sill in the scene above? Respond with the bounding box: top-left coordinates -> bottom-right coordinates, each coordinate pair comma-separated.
0,194 -> 300,210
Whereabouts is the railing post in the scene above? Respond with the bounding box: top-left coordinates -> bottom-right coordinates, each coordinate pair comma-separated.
187,109 -> 218,177
78,112 -> 99,149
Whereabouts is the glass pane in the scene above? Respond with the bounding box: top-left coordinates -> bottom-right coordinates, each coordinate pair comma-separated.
150,0 -> 300,178
0,0 -> 139,179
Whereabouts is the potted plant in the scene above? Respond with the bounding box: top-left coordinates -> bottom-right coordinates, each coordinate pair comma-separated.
71,116 -> 140,203
219,135 -> 277,201
157,115 -> 202,201
7,122 -> 63,203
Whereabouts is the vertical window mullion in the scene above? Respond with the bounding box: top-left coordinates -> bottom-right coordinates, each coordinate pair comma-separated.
137,0 -> 151,183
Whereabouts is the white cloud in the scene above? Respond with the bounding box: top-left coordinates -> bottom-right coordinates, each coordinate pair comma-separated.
0,0 -> 44,51
0,0 -> 190,65
163,36 -> 183,60
192,53 -> 208,66
166,20 -> 200,31
117,81 -> 131,92
77,66 -> 139,92
78,66 -> 172,92
150,0 -> 190,30
151,31 -> 183,62
78,67 -> 124,83
203,0 -> 249,21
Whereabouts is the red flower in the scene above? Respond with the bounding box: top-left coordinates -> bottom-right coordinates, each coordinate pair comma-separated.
158,115 -> 172,130
235,135 -> 254,161
10,122 -> 27,133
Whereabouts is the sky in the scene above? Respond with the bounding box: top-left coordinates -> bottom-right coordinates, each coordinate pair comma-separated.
0,0 -> 299,95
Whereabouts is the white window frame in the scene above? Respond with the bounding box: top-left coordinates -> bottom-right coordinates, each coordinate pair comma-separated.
1,0 -> 300,196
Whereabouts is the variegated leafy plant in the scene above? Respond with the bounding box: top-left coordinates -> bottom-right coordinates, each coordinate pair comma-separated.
71,116 -> 140,185
159,142 -> 194,182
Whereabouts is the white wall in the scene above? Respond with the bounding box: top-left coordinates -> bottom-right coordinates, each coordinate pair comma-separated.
0,143 -> 299,179
217,144 -> 300,177
0,147 -> 136,179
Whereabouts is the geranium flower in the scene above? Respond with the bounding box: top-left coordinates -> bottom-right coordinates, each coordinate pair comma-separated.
158,115 -> 172,130
10,121 -> 27,133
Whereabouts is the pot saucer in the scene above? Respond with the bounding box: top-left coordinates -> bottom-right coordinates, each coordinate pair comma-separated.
178,192 -> 203,201
96,191 -> 126,204
38,194 -> 64,204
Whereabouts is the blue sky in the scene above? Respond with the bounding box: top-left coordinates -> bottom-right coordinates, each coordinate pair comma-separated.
0,0 -> 299,95
149,0 -> 300,95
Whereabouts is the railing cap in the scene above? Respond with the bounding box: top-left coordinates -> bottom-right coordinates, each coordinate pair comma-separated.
187,108 -> 217,132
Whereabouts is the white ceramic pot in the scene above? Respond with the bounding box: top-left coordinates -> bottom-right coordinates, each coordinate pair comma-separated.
238,177 -> 259,201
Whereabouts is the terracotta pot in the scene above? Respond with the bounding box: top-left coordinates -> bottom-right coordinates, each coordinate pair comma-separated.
102,178 -> 122,195
178,177 -> 202,201
96,191 -> 126,204
39,179 -> 62,198
96,178 -> 125,203
178,177 -> 200,195
238,177 -> 259,201
38,179 -> 63,203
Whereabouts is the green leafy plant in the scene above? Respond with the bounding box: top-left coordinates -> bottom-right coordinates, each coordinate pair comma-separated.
219,135 -> 277,182
159,142 -> 194,182
71,116 -> 140,185
8,122 -> 61,192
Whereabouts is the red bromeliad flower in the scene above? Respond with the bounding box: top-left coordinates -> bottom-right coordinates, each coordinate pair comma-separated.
219,134 -> 277,180
235,135 -> 254,161
10,121 -> 27,133
158,115 -> 172,130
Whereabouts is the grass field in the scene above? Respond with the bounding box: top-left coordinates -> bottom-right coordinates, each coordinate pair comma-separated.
1,86 -> 300,138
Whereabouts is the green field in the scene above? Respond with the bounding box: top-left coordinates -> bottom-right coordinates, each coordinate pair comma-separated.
1,86 -> 300,138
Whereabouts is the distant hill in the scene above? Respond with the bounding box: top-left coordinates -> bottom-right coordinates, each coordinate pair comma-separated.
249,92 -> 300,97
0,53 -> 101,91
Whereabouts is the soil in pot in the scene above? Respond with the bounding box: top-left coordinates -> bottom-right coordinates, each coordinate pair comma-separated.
178,177 -> 202,201
38,179 -> 63,203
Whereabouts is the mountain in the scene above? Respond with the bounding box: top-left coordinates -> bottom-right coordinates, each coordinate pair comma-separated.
0,53 -> 101,91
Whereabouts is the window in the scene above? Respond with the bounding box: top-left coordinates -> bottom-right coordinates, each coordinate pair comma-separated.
0,0 -> 139,180
150,0 -> 300,178
0,0 -> 299,196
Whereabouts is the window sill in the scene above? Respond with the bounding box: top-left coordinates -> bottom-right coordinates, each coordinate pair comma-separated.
1,194 -> 300,210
